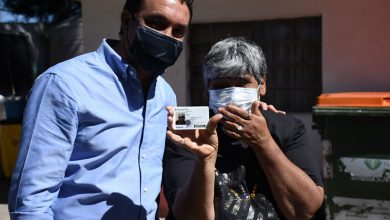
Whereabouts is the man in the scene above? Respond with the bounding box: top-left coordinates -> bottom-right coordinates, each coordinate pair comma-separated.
164,37 -> 324,220
8,0 -> 192,219
175,113 -> 186,125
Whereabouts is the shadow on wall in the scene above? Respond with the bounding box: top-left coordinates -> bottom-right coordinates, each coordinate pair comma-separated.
0,16 -> 83,99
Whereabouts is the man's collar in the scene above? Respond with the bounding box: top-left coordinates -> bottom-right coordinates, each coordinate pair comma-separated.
97,39 -> 137,82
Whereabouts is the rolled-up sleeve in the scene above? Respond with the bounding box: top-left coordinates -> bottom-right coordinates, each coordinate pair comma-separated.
8,73 -> 78,220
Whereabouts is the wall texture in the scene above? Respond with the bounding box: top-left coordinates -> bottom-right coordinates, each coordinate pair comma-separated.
82,0 -> 390,104
322,0 -> 390,92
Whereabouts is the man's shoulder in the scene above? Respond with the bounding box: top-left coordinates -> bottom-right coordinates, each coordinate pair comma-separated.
156,76 -> 176,97
45,51 -> 100,75
35,50 -> 109,99
39,50 -> 111,89
157,76 -> 172,88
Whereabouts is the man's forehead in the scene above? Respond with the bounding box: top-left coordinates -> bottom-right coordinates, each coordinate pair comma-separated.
139,0 -> 190,27
141,0 -> 190,16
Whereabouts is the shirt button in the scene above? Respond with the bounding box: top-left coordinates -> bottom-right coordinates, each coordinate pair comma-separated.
138,89 -> 142,94
142,154 -> 146,160
144,187 -> 148,192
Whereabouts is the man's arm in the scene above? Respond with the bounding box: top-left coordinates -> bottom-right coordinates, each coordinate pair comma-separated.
8,73 -> 78,220
219,102 -> 324,220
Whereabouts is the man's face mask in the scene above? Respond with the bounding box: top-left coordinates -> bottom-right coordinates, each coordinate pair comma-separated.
129,25 -> 184,75
209,86 -> 260,114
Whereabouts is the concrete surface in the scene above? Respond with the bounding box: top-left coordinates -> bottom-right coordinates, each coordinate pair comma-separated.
0,204 -> 10,220
0,204 -> 164,220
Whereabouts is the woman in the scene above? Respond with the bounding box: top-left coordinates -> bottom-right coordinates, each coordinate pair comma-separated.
163,37 -> 324,220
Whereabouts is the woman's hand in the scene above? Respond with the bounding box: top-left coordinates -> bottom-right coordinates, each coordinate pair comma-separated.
217,101 -> 274,151
166,106 -> 223,161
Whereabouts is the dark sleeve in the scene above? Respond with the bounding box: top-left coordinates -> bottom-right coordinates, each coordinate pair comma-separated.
282,117 -> 324,187
162,138 -> 196,219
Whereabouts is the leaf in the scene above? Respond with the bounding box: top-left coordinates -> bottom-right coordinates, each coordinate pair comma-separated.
364,159 -> 382,170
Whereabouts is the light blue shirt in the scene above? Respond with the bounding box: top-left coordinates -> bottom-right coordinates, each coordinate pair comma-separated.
8,39 -> 176,220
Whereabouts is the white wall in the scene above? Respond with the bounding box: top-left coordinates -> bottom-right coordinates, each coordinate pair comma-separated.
82,0 -> 390,104
191,0 -> 322,23
322,0 -> 390,92
191,0 -> 390,93
82,0 -> 124,52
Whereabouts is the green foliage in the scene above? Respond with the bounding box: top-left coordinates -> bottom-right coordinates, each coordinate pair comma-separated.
1,0 -> 81,23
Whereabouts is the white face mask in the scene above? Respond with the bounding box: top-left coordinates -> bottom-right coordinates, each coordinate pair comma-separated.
209,86 -> 260,114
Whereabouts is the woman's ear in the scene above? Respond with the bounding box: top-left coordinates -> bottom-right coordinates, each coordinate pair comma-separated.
259,78 -> 266,96
203,87 -> 209,100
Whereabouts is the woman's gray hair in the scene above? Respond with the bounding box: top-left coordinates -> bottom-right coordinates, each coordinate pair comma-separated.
203,37 -> 267,85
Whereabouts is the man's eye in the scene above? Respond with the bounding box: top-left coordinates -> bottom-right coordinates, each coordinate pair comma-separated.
173,28 -> 186,39
145,18 -> 166,30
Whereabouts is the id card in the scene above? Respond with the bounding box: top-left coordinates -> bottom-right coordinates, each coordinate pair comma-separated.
173,106 -> 209,130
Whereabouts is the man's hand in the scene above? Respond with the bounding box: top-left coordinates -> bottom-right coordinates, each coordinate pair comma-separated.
258,101 -> 286,114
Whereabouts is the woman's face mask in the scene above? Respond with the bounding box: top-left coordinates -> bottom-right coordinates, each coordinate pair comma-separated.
209,86 -> 260,114
129,25 -> 184,75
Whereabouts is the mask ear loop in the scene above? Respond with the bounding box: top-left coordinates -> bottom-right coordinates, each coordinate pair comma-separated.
256,84 -> 261,101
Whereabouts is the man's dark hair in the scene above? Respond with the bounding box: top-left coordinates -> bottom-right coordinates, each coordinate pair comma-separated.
120,0 -> 193,36
123,0 -> 193,19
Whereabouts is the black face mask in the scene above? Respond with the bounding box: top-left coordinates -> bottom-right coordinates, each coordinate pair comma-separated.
129,26 -> 184,75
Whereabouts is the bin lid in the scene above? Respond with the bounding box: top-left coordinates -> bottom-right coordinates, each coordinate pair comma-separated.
316,92 -> 390,107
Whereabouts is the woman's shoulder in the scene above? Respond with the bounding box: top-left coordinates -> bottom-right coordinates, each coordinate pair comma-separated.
262,110 -> 303,128
261,110 -> 306,144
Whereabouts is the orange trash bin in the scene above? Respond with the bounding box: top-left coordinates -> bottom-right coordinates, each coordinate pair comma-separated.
313,92 -> 390,219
